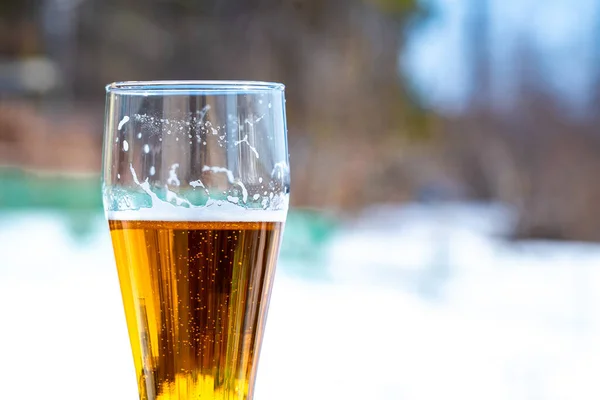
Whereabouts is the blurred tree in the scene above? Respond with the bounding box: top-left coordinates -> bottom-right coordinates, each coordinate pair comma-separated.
0,0 -> 35,17
0,0 -> 431,211
365,0 -> 425,16
0,0 -> 41,57
69,0 -> 431,209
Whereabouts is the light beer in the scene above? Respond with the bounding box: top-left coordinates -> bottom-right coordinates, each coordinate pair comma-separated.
109,219 -> 283,400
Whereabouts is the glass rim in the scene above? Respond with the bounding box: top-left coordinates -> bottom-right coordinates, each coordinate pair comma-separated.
106,80 -> 285,95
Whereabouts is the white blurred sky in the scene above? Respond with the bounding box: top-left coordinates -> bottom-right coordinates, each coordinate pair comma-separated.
404,0 -> 599,115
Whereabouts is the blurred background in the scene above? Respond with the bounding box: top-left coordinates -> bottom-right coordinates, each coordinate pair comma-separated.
2,0 -> 600,399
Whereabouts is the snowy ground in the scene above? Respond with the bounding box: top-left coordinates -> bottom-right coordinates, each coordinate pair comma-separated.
2,204 -> 600,399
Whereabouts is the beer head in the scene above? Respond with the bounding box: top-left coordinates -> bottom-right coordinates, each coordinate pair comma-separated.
105,160 -> 287,222
106,206 -> 287,223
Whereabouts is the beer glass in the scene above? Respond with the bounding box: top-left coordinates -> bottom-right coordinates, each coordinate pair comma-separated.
102,81 -> 289,400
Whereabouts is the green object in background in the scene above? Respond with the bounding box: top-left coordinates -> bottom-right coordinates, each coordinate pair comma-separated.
279,209 -> 339,280
0,168 -> 103,243
0,168 -> 102,211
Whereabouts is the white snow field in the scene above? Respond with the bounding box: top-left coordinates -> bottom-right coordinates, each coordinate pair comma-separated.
2,204 -> 600,399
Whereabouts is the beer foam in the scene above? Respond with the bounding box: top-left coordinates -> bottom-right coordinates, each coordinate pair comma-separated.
118,115 -> 130,130
234,134 -> 260,159
202,165 -> 234,183
106,163 -> 288,222
107,204 -> 287,222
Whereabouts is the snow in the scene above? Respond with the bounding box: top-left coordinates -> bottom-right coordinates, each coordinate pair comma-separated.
1,204 -> 600,399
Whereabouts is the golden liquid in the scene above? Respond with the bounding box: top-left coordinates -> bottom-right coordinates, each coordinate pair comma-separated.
109,220 -> 283,400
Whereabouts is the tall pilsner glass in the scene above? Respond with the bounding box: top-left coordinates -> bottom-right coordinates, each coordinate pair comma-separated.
102,81 -> 290,400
